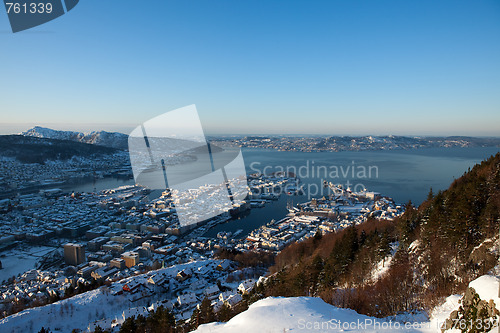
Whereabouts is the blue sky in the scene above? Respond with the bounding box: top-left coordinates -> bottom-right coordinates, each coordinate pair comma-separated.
0,0 -> 499,136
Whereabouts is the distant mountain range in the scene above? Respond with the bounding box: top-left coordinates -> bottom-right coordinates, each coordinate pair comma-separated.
21,126 -> 128,150
211,134 -> 500,152
19,127 -> 500,153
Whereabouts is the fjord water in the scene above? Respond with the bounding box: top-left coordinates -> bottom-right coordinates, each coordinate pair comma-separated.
66,146 -> 500,237
242,147 -> 500,205
204,146 -> 500,238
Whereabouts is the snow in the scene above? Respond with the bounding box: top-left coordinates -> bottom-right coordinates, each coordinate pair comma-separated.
370,242 -> 399,282
370,256 -> 393,282
408,240 -> 420,253
423,275 -> 500,333
469,275 -> 500,309
195,275 -> 500,333
0,246 -> 56,282
472,238 -> 494,252
0,260 -> 219,332
0,287 -> 115,332
423,274 -> 500,333
426,295 -> 462,333
196,297 -> 430,333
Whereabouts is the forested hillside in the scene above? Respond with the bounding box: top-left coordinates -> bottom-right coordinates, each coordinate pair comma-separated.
0,135 -> 120,164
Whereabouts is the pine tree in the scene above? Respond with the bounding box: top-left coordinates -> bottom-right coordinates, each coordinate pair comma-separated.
378,230 -> 391,262
217,303 -> 232,322
119,316 -> 137,333
359,230 -> 367,246
199,296 -> 216,324
93,326 -> 105,333
427,187 -> 434,201
313,229 -> 322,243
148,305 -> 175,333
190,307 -> 201,330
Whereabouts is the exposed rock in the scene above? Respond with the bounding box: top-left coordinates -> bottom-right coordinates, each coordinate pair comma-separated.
441,286 -> 499,332
469,238 -> 498,267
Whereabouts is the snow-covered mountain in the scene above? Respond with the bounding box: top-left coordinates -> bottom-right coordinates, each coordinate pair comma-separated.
21,126 -> 128,150
195,296 -> 433,333
196,275 -> 500,333
196,297 -> 390,333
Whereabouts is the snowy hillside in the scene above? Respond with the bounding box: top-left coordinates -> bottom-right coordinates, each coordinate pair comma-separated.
195,275 -> 500,333
0,260 -> 224,332
21,126 -> 128,149
195,296 -> 427,333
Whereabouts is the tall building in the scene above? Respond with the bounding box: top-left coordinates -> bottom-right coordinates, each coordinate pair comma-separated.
64,243 -> 85,266
121,251 -> 139,268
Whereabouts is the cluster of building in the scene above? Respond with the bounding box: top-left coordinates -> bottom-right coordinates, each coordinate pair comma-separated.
210,135 -> 487,152
103,259 -> 254,321
243,215 -> 321,251
0,185 -> 152,248
303,183 -> 404,221
0,257 -> 262,333
0,153 -> 130,197
237,184 -> 404,253
247,173 -> 291,199
0,174 -> 269,318
0,268 -> 70,308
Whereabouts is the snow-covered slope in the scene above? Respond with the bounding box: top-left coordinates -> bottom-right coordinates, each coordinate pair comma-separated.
469,275 -> 500,307
370,241 -> 399,282
195,275 -> 500,333
0,260 -> 218,332
21,126 -> 128,149
427,295 -> 462,332
196,297 -> 429,333
2,267 -> 496,333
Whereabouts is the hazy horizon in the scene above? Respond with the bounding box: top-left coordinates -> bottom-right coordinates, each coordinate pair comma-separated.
1,123 -> 500,138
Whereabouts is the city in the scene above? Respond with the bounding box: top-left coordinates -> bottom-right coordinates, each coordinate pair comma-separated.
0,145 -> 404,331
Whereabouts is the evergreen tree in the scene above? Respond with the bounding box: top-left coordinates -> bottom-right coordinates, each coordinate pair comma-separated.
313,229 -> 322,243
93,326 -> 105,333
190,307 -> 201,331
427,187 -> 434,201
134,314 -> 147,332
217,303 -> 232,322
148,305 -> 175,333
119,316 -> 137,333
378,230 -> 391,262
359,230 -> 367,246
397,200 -> 417,246
199,296 -> 215,324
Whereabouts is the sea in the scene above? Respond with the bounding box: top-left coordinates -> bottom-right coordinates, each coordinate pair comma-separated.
64,146 -> 500,239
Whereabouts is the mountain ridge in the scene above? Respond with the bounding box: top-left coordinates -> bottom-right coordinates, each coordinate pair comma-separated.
0,135 -> 120,164
21,127 -> 500,153
21,126 -> 129,150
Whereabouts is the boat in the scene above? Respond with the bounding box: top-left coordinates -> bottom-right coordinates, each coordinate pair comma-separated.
250,201 -> 265,208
